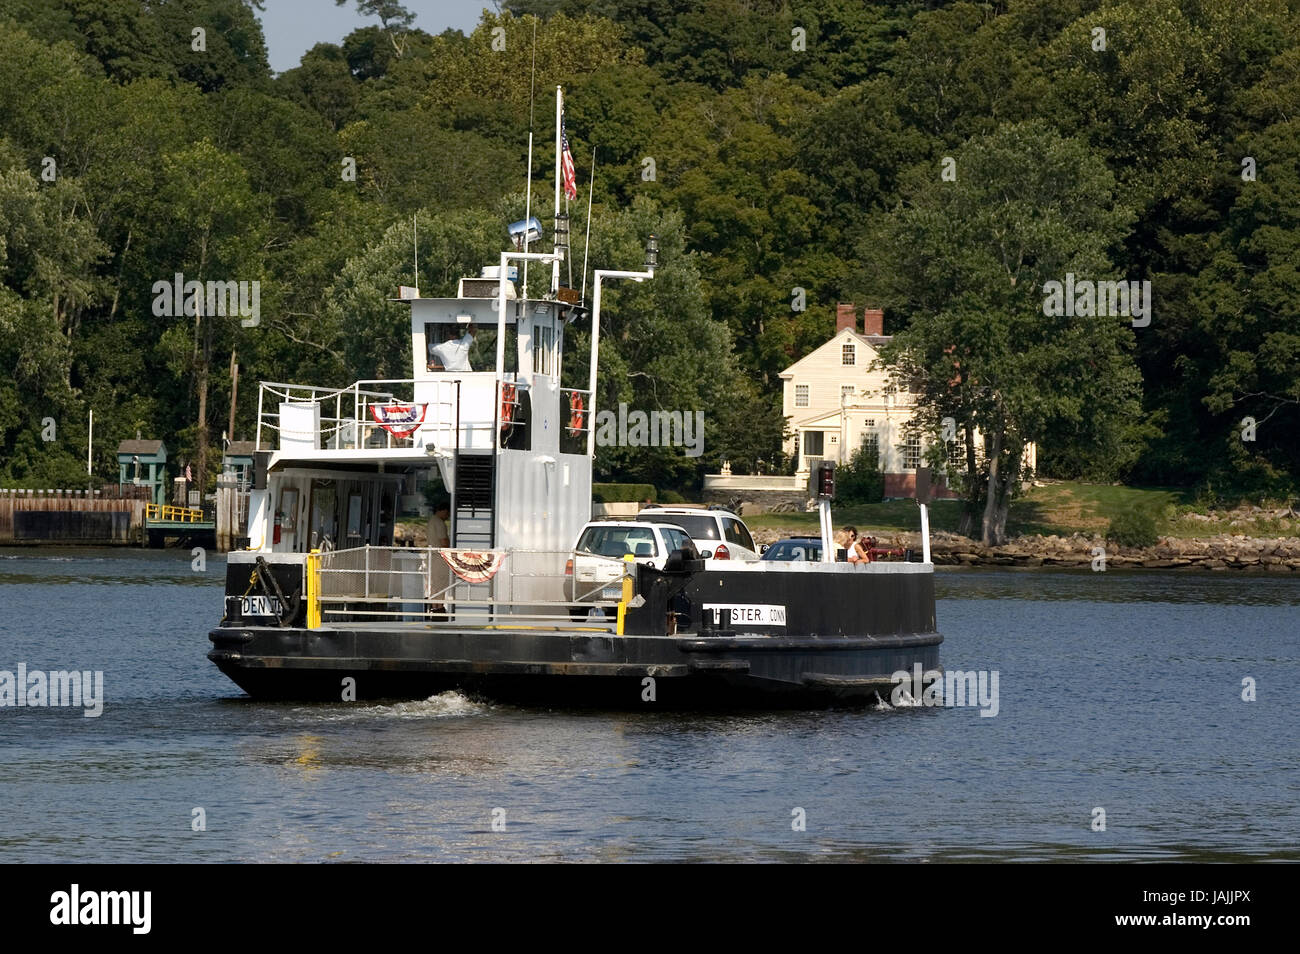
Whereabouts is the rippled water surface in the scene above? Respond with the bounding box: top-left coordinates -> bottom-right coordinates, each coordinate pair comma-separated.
1,548 -> 1296,862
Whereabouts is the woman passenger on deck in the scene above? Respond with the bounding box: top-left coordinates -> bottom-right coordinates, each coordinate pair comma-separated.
834,525 -> 857,562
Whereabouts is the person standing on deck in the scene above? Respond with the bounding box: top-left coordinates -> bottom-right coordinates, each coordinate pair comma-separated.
426,497 -> 452,615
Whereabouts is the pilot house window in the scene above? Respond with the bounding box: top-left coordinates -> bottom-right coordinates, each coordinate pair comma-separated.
533,323 -> 553,375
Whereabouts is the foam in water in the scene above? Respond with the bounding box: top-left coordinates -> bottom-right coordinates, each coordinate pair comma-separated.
292,690 -> 486,722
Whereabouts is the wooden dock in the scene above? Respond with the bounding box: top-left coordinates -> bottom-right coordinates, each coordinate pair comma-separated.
0,489 -> 146,545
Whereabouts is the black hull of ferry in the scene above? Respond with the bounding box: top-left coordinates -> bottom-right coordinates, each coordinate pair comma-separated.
208,626 -> 942,708
211,562 -> 941,708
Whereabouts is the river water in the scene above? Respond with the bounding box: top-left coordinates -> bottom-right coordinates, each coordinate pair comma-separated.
1,547 -> 1296,862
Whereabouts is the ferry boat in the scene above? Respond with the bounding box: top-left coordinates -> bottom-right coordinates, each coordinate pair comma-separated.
206,90 -> 941,707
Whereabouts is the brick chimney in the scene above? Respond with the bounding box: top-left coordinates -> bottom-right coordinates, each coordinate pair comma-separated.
862,307 -> 884,337
836,303 -> 856,334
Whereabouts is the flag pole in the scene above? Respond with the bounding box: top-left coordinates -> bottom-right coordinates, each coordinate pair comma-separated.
552,85 -> 563,295
580,145 -> 596,305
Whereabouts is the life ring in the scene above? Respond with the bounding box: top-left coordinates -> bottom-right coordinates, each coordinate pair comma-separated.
500,383 -> 517,431
568,392 -> 585,434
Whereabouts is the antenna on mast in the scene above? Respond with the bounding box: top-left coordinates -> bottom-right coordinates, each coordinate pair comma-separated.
523,20 -> 537,296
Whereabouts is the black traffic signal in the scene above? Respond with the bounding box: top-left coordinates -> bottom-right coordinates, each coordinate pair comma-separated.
816,460 -> 835,499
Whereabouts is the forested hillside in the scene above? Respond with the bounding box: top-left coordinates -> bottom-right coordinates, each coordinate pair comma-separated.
1,0 -> 1298,508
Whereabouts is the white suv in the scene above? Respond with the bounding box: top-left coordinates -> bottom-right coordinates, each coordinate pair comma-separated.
635,507 -> 760,562
567,521 -> 696,603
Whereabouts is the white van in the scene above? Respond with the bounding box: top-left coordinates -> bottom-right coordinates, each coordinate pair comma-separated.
635,507 -> 760,562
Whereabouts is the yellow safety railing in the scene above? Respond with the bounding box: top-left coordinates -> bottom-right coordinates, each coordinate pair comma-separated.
616,554 -> 635,635
306,549 -> 322,629
144,503 -> 205,523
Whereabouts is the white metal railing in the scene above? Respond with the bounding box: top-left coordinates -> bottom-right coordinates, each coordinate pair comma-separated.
313,545 -> 627,627
255,376 -> 532,453
256,380 -> 398,451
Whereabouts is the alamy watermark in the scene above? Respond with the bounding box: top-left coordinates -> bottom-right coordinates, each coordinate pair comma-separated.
1042,273 -> 1151,327
50,885 -> 150,934
0,664 -> 103,717
592,402 -> 704,458
889,664 -> 999,717
151,272 -> 260,327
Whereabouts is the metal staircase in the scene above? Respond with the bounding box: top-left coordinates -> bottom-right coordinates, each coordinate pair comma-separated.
452,452 -> 495,549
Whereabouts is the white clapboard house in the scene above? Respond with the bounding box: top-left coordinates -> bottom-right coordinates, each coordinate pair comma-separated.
778,304 -> 1035,498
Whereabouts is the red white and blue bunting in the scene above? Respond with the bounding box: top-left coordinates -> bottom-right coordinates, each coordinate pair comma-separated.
370,402 -> 426,439
439,550 -> 508,584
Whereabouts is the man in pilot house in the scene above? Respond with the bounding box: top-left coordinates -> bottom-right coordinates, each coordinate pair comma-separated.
428,321 -> 475,372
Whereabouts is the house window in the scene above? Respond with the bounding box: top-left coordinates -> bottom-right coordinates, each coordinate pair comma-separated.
841,385 -> 855,404
830,435 -> 837,444
795,384 -> 809,407
862,432 -> 880,466
842,343 -> 855,366
903,433 -> 922,470
863,418 -> 875,427
947,435 -> 965,469
803,431 -> 824,457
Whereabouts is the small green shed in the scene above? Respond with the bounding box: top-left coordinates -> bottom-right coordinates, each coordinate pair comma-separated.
117,439 -> 168,506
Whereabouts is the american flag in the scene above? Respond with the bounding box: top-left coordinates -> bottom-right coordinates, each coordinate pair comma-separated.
561,112 -> 578,201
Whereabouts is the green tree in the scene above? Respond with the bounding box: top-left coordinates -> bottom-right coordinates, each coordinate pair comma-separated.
146,140 -> 268,492
866,121 -> 1142,544
834,433 -> 884,504
648,74 -> 824,384
277,43 -> 360,131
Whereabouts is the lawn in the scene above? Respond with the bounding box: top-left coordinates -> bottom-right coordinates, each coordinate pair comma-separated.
747,482 -> 1201,539
746,498 -> 963,535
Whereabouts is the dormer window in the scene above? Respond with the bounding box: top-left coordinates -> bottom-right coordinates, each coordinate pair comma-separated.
842,343 -> 855,366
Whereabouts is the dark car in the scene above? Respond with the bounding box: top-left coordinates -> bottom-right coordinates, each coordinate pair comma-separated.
760,537 -> 827,562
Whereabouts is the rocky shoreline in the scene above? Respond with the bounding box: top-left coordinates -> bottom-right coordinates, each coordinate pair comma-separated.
751,526 -> 1300,571
925,531 -> 1300,570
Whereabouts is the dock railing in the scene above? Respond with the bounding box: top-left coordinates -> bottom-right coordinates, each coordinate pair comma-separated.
311,545 -> 628,629
144,503 -> 206,523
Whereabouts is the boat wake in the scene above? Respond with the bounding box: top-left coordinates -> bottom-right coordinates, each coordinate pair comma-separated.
874,689 -> 920,711
293,691 -> 488,722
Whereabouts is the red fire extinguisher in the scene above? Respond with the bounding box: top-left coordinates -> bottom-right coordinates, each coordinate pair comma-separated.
273,511 -> 282,545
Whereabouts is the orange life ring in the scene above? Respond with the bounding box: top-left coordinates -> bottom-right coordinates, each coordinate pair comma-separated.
500,383 -> 517,430
568,392 -> 585,434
